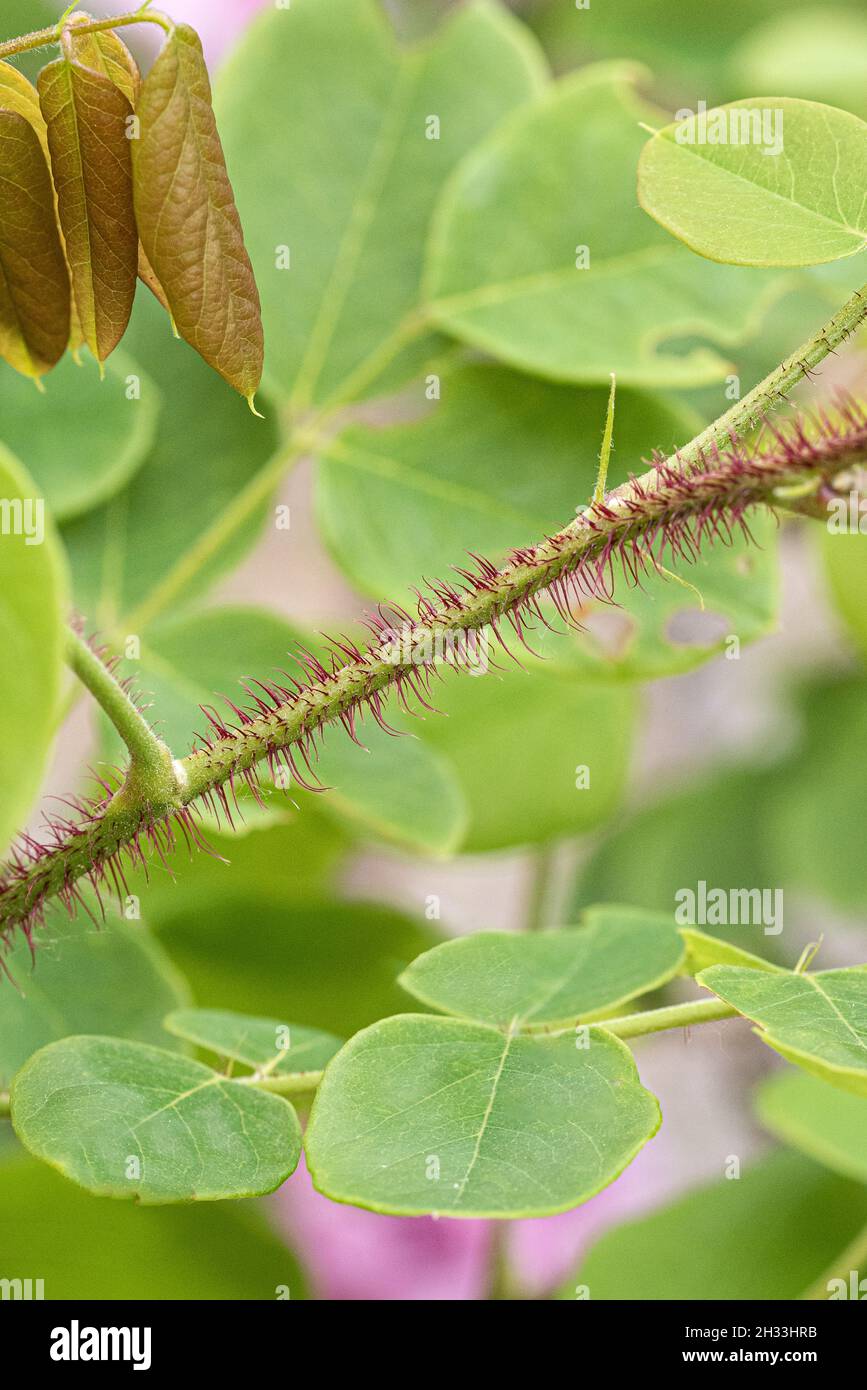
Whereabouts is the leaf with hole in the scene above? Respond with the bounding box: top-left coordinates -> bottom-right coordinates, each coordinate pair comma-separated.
11,1035 -> 302,1203
305,1013 -> 660,1217
699,963 -> 867,1095
399,907 -> 684,1029
638,98 -> 867,267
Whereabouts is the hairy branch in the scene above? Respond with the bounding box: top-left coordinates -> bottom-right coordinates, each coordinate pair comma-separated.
2,284 -> 867,946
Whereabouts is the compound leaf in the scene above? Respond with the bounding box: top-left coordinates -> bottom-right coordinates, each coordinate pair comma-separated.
11,1035 -> 302,1203
305,1014 -> 660,1217
133,24 -> 263,405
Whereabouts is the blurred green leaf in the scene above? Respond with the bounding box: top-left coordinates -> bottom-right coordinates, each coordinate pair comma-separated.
426,66 -> 792,386
399,906 -> 683,1027
0,448 -> 67,857
729,9 -> 867,119
765,677 -> 867,913
638,99 -> 867,268
12,1035 -> 302,1203
0,1153 -> 307,1298
164,1008 -> 342,1088
699,964 -> 867,1096
306,1014 -> 660,1216
0,350 -> 159,522
217,0 -> 545,407
0,913 -> 191,1090
103,605 -> 467,856
148,896 -> 442,1038
821,530 -> 867,658
757,1070 -> 867,1183
419,668 -> 636,851
567,1149 -> 867,1299
61,290 -> 279,629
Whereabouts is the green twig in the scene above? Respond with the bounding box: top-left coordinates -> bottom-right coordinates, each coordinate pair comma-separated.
801,1221 -> 867,1301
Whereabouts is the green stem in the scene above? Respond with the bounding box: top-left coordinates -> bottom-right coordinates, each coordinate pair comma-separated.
65,629 -> 172,778
600,996 -> 739,1039
0,1093 -> 9,1118
525,845 -> 560,933
0,7 -> 170,60
801,1221 -> 867,1301
243,1071 -> 325,1097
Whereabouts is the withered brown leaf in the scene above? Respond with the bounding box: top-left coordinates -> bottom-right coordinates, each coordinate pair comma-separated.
38,31 -> 138,366
0,111 -> 70,382
132,24 -> 264,406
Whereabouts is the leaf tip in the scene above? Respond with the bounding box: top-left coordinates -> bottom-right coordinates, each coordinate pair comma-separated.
247,392 -> 265,420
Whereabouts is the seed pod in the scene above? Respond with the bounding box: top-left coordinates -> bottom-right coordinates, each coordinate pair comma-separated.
132,24 -> 264,406
0,111 -> 71,382
38,28 -> 138,367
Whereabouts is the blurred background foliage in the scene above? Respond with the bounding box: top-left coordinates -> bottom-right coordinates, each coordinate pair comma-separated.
1,0 -> 866,1299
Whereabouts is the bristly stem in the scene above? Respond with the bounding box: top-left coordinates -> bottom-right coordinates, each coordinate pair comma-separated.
2,285 -> 867,940
598,996 -> 739,1039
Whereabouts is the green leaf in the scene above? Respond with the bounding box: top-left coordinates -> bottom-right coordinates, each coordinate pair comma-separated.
425,66 -> 792,386
680,927 -> 784,976
764,676 -> 867,914
419,667 -> 636,852
0,448 -> 67,858
821,530 -> 867,659
0,348 -> 159,521
38,47 -> 137,363
0,110 -> 70,380
216,0 -> 546,406
0,1152 -> 308,1298
149,896 -> 441,1039
638,98 -> 867,268
0,913 -> 190,1090
305,1014 -> 660,1217
319,361 -> 779,681
730,11 -> 867,121
102,605 -> 467,856
699,964 -> 867,1096
61,290 -> 280,627
567,1149 -> 867,1300
164,1009 -> 342,1089
757,1070 -> 867,1184
11,1035 -> 302,1203
133,25 -> 263,404
398,907 -> 684,1028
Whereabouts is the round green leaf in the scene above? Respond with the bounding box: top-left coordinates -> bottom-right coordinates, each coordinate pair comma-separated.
11,1036 -> 302,1203
426,67 -> 793,386
757,1069 -> 867,1184
679,927 -> 783,977
305,1013 -> 660,1217
699,964 -> 867,1095
164,1008 -> 342,1090
0,447 -> 67,857
399,907 -> 684,1028
0,350 -> 159,521
638,98 -> 867,267
0,914 -> 191,1090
